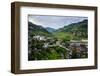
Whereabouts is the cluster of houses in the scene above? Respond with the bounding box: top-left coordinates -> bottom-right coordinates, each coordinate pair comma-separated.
69,40 -> 88,58
33,35 -> 47,41
29,35 -> 88,59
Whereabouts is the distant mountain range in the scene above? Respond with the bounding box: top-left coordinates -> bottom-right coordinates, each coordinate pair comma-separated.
28,19 -> 88,39
45,27 -> 56,33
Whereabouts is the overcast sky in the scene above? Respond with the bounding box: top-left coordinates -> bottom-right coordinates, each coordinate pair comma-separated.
28,15 -> 88,29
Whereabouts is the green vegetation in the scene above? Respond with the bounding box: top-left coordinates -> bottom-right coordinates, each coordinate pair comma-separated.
28,19 -> 88,60
29,45 -> 68,60
28,22 -> 52,37
53,32 -> 72,41
54,19 -> 88,40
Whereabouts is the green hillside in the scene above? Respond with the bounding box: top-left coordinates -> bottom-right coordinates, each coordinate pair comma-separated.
53,19 -> 88,40
28,22 -> 52,37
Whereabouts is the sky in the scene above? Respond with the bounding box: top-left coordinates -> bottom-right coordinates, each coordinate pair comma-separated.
28,15 -> 88,29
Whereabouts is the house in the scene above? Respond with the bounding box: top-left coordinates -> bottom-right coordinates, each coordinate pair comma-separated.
33,35 -> 46,41
43,43 -> 49,48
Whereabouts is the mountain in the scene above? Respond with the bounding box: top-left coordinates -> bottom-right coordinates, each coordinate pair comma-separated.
56,19 -> 88,33
28,22 -> 51,37
53,19 -> 88,40
28,19 -> 88,41
45,27 -> 56,33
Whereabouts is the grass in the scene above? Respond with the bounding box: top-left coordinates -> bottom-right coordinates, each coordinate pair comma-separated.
53,32 -> 73,41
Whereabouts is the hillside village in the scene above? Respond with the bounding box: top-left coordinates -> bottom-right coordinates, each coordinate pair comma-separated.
28,19 -> 88,60
28,34 -> 88,60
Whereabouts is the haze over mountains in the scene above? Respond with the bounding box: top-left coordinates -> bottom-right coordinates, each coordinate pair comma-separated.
45,27 -> 56,33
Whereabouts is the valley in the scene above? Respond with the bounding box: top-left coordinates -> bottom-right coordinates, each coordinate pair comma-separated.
28,19 -> 88,60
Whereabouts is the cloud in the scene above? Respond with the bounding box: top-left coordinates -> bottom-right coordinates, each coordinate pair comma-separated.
28,15 -> 88,29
